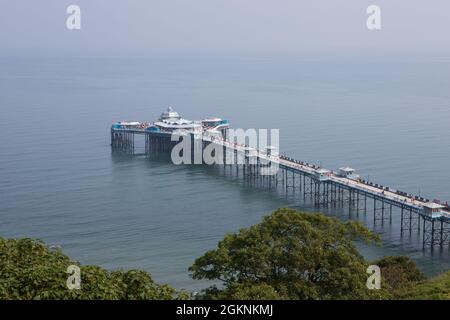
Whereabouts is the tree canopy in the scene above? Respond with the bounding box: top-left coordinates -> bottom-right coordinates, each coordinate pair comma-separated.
372,255 -> 426,296
0,237 -> 187,300
189,208 -> 386,300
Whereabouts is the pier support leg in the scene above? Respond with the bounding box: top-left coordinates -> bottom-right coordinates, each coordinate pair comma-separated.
364,195 -> 367,215
389,204 -> 392,224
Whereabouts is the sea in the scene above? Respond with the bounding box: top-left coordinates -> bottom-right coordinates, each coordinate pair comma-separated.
1,52 -> 449,291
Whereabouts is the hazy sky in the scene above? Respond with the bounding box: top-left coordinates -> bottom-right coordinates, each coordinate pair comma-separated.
1,0 -> 449,54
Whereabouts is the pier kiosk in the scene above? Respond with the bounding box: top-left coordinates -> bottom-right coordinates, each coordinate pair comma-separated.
422,203 -> 445,218
337,167 -> 360,180
315,168 -> 331,182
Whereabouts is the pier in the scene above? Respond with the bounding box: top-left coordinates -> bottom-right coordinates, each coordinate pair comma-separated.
111,109 -> 450,249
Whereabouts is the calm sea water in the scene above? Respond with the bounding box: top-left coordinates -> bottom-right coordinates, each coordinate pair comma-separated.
0,53 -> 449,291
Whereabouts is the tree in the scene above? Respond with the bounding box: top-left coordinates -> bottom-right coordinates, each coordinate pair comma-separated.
0,237 -> 187,300
372,256 -> 425,296
189,208 -> 386,300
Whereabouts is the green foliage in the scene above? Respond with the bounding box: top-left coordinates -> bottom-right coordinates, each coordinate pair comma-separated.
199,283 -> 286,300
0,237 -> 187,300
189,208 -> 385,300
1,218 -> 447,300
398,270 -> 450,300
221,282 -> 284,300
372,256 -> 425,296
